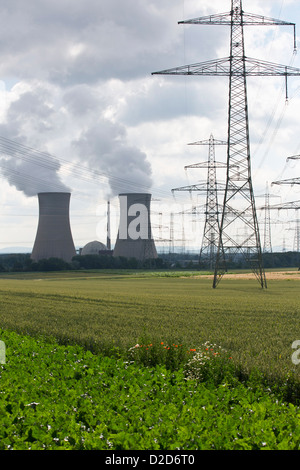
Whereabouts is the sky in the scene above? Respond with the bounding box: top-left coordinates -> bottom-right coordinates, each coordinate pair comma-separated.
1,0 -> 300,254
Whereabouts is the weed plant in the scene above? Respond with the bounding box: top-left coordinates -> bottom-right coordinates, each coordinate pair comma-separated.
129,338 -> 235,382
128,337 -> 189,370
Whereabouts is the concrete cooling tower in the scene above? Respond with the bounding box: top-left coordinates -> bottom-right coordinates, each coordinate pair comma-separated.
113,193 -> 158,261
31,192 -> 76,263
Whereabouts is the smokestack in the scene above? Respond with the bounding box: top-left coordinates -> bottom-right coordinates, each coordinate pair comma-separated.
113,193 -> 158,261
31,192 -> 76,263
106,200 -> 111,251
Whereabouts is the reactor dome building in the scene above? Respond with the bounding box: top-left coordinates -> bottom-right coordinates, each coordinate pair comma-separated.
80,240 -> 108,255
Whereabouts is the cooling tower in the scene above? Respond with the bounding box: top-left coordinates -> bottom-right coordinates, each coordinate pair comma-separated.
113,193 -> 158,261
31,192 -> 76,263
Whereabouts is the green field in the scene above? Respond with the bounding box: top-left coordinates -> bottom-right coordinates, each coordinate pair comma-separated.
0,269 -> 299,381
1,269 -> 300,450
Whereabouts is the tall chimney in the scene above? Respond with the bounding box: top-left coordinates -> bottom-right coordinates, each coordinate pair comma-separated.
31,192 -> 76,263
106,200 -> 111,251
113,193 -> 158,261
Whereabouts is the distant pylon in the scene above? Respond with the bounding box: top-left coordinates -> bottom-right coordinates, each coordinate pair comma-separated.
256,182 -> 280,254
169,212 -> 174,254
286,212 -> 300,253
261,199 -> 300,257
184,134 -> 227,270
263,186 -> 272,254
294,211 -> 300,253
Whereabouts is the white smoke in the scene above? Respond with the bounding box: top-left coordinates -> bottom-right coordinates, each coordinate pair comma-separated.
0,83 -> 153,198
0,152 -> 70,197
72,118 -> 153,197
0,86 -> 70,196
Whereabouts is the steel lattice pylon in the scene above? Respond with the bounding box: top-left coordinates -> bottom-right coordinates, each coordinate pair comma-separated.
174,134 -> 227,270
153,0 -> 300,288
263,186 -> 272,254
256,182 -> 281,254
190,135 -> 226,270
260,199 -> 300,261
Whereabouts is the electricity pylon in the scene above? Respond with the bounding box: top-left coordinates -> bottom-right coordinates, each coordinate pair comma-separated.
153,0 -> 300,289
181,134 -> 227,270
293,216 -> 300,253
263,187 -> 272,254
256,182 -> 281,254
262,200 -> 300,262
187,134 -> 226,270
286,215 -> 300,253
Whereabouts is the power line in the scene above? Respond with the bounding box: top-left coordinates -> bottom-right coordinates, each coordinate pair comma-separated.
0,135 -> 173,200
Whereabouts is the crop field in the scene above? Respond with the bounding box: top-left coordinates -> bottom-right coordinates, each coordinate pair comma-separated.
0,269 -> 300,450
0,269 -> 299,379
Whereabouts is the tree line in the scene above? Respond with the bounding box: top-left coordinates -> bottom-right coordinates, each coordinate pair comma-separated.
0,253 -> 166,272
0,251 -> 299,273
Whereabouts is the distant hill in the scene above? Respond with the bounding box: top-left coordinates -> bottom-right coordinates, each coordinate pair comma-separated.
0,247 -> 31,254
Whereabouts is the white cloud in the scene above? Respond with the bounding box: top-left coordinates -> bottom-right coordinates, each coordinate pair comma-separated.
0,0 -> 299,251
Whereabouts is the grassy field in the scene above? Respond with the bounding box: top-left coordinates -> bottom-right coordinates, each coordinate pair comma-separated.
1,269 -> 300,450
0,269 -> 299,383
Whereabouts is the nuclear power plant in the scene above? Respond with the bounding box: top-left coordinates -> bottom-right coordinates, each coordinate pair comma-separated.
31,192 -> 76,263
113,193 -> 158,261
29,191 -> 157,263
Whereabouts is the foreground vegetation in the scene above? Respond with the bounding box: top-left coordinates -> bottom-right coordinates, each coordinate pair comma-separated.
0,270 -> 299,449
1,329 -> 300,450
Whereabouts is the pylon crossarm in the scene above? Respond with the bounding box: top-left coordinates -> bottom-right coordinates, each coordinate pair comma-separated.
152,58 -> 231,76
188,138 -> 227,146
178,12 -> 232,25
172,182 -> 228,192
179,11 -> 296,50
179,12 -> 294,27
245,58 -> 300,76
153,57 -> 300,77
239,13 -> 295,29
272,178 -> 300,186
185,162 -> 227,169
287,155 -> 300,161
265,200 -> 300,211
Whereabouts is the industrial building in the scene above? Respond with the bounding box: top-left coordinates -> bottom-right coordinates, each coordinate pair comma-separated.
31,192 -> 76,263
80,240 -> 112,256
113,193 -> 158,261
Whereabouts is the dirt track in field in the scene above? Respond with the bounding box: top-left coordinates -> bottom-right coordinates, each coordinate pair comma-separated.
200,270 -> 300,280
